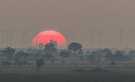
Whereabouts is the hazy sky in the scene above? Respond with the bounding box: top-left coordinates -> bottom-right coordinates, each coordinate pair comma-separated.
0,0 -> 135,49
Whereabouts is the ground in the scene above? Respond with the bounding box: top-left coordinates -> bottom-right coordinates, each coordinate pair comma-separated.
0,64 -> 135,82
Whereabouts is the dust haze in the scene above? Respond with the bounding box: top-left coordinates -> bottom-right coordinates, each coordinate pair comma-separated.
0,0 -> 135,82
0,0 -> 135,48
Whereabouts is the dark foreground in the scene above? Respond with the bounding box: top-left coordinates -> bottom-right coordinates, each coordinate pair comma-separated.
0,64 -> 135,82
0,72 -> 135,82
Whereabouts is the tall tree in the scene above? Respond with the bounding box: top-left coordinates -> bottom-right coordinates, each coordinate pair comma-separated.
44,43 -> 57,54
68,42 -> 82,55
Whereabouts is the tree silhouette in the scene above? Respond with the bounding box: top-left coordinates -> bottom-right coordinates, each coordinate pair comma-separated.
102,48 -> 113,61
44,43 -> 57,53
68,42 -> 82,55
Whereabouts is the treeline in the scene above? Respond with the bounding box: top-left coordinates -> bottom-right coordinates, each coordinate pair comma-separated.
0,42 -> 134,66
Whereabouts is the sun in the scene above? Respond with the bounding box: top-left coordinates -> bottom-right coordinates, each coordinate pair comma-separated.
32,30 -> 67,48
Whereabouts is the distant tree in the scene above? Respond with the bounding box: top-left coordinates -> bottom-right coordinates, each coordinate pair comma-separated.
68,42 -> 82,55
3,47 -> 16,59
39,43 -> 44,49
0,47 -> 15,65
44,43 -> 57,53
114,50 -> 125,61
114,50 -> 131,61
87,54 -> 96,63
129,50 -> 135,57
102,48 -> 114,61
37,47 -> 55,64
87,51 -> 102,68
15,50 -> 31,58
59,50 -> 70,64
59,50 -> 70,58
15,50 -> 31,65
87,51 -> 101,64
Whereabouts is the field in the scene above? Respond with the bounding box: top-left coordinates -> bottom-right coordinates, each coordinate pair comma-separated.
0,63 -> 135,82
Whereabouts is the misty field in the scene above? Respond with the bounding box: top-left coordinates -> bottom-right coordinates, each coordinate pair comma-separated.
0,63 -> 135,82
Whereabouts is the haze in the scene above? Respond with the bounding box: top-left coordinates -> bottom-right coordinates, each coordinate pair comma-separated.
0,0 -> 135,49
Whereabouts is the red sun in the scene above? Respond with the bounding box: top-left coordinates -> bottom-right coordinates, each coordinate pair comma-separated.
32,30 -> 67,48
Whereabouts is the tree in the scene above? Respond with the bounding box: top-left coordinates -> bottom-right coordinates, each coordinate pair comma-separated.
114,50 -> 131,61
129,50 -> 135,57
59,50 -> 70,58
44,43 -> 57,53
15,50 -> 31,65
15,50 -> 31,58
0,47 -> 15,65
68,42 -> 82,55
87,51 -> 101,64
3,47 -> 16,59
59,50 -> 70,64
87,51 -> 102,68
102,48 -> 113,61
